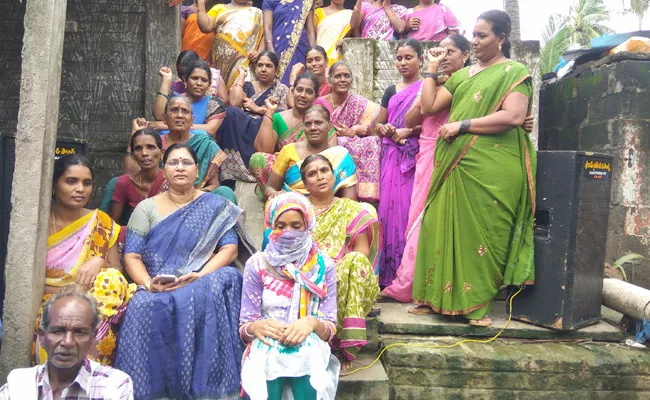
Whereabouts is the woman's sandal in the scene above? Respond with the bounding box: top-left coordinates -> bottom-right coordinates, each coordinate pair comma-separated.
407,305 -> 435,315
468,317 -> 492,327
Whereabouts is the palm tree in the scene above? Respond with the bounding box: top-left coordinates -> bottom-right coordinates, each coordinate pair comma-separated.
539,0 -> 614,74
568,0 -> 613,47
623,0 -> 650,30
503,0 -> 521,42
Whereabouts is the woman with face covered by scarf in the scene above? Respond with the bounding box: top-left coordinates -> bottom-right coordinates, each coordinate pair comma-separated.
239,192 -> 340,400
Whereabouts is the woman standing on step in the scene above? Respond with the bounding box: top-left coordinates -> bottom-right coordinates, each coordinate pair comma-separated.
410,10 -> 536,327
240,192 -> 339,400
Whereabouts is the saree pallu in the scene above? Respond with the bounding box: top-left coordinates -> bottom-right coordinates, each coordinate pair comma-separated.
312,198 -> 380,361
263,0 -> 314,85
378,81 -> 421,287
413,62 -> 536,319
384,111 -> 448,303
182,12 -> 215,61
360,3 -> 407,40
209,5 -> 264,89
314,94 -> 382,201
218,82 -> 289,182
314,8 -> 353,66
115,195 -> 244,399
402,4 -> 460,41
34,211 -> 135,367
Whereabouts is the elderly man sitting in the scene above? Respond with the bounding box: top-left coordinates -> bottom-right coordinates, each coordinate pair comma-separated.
0,286 -> 133,399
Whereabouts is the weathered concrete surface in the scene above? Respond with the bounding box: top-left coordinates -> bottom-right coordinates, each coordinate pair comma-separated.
539,53 -> 650,288
337,354 -> 389,400
145,0 -> 180,119
235,181 -> 265,249
382,338 -> 650,399
377,302 -> 624,342
0,0 -> 67,380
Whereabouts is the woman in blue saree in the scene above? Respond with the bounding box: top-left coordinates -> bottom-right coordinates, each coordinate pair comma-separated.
115,143 -> 246,399
263,0 -> 316,85
218,51 -> 290,184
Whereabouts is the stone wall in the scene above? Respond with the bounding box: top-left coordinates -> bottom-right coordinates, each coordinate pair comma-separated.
539,53 -> 650,288
60,0 -> 147,205
0,0 -> 25,134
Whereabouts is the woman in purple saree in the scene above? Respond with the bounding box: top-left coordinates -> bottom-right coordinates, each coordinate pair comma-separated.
376,40 -> 423,287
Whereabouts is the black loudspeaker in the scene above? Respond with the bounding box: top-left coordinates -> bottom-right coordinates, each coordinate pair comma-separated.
510,151 -> 614,330
0,135 -> 87,318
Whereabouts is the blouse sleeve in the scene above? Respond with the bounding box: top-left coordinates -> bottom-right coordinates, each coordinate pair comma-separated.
271,144 -> 293,175
111,175 -> 129,204
511,81 -> 532,98
262,0 -> 275,12
381,85 -> 396,109
244,82 -> 256,98
217,226 -> 239,249
124,201 -> 152,255
360,2 -> 373,17
319,254 -> 338,337
239,255 -> 264,329
207,4 -> 225,19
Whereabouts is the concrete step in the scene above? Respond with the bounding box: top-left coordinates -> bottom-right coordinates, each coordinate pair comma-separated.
380,337 -> 650,399
336,354 -> 390,400
234,181 -> 265,249
377,301 -> 625,342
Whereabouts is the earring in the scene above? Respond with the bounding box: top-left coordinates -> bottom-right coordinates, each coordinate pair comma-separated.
499,44 -> 502,51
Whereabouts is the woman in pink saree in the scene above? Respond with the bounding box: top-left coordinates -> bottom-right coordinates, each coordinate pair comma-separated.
402,0 -> 460,41
313,61 -> 387,202
350,0 -> 407,40
382,35 -> 469,302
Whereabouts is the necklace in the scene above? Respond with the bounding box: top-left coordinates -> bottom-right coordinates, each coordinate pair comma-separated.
312,197 -> 337,215
167,191 -> 195,209
51,205 -> 83,235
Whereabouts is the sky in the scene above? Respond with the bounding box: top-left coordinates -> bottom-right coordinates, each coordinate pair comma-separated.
446,0 -> 649,44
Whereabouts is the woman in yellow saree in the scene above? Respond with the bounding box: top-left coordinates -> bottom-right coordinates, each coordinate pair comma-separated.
34,155 -> 135,366
197,0 -> 264,90
314,0 -> 352,66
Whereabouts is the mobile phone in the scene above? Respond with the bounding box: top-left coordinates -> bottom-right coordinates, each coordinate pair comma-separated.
156,274 -> 177,284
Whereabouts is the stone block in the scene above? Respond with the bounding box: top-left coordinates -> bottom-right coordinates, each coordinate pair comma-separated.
577,121 -> 613,150
389,385 -> 645,400
574,67 -> 609,100
336,354 -> 389,400
611,60 -> 650,91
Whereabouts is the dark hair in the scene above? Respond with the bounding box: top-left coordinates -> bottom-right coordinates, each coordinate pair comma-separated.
256,50 -> 280,69
299,154 -> 334,182
164,96 -> 193,116
305,104 -> 331,121
176,50 -> 200,80
397,39 -> 423,58
40,285 -> 101,335
445,34 -> 472,67
162,143 -> 199,166
130,128 -> 163,152
52,155 -> 93,195
306,45 -> 328,61
478,10 -> 512,58
186,60 -> 212,83
328,61 -> 351,79
295,71 -> 320,94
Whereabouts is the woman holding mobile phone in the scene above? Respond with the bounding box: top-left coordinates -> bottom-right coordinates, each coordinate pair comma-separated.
115,143 -> 250,399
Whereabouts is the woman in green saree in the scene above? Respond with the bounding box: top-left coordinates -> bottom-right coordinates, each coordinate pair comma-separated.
411,10 -> 536,327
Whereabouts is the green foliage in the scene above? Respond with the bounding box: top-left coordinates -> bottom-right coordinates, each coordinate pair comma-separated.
612,253 -> 646,281
540,14 -> 572,74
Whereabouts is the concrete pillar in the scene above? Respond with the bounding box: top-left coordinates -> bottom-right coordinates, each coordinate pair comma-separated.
145,1 -> 181,117
0,0 -> 68,379
341,39 -> 375,100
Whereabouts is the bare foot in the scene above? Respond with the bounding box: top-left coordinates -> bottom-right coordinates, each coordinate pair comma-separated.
408,305 -> 434,315
468,317 -> 492,327
336,355 -> 353,375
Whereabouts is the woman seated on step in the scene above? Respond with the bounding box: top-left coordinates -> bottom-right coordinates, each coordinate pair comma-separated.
115,143 -> 247,399
249,71 -> 337,197
262,104 -> 357,201
157,96 -> 237,203
314,61 -> 387,202
110,129 -> 167,238
240,192 -> 339,400
35,155 -> 135,367
303,154 -> 380,370
168,50 -> 229,102
217,51 -> 290,184
151,60 -> 226,139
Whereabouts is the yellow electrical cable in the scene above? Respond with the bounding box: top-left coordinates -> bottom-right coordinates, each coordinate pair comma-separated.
344,285 -> 525,376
